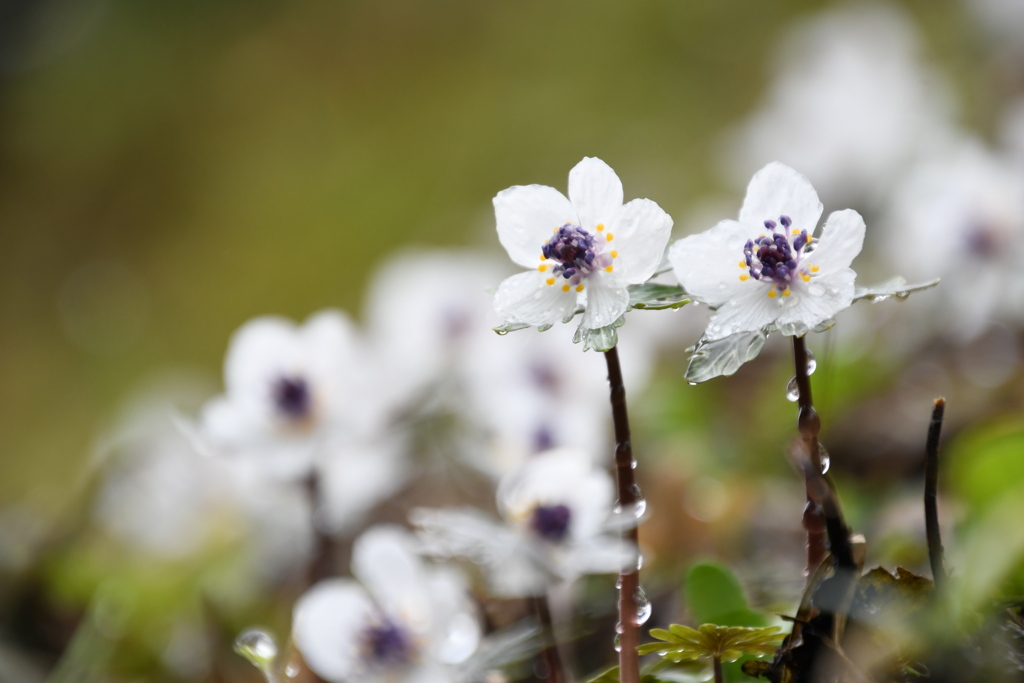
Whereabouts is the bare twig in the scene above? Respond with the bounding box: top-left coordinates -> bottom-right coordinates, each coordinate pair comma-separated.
604,346 -> 641,683
924,397 -> 947,588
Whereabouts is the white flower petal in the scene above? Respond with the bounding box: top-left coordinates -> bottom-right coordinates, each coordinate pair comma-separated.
293,580 -> 376,683
495,185 -> 578,269
805,209 -> 865,273
423,568 -> 482,664
704,282 -> 782,340
669,219 -> 758,307
579,272 -> 629,331
318,432 -> 408,535
777,269 -> 856,336
224,316 -> 299,400
611,198 -> 673,284
567,157 -> 624,233
739,162 -> 823,234
494,271 -> 578,327
351,525 -> 430,628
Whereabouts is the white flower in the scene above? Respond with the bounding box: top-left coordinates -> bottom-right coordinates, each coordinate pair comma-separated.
412,448 -> 634,597
292,525 -> 481,683
722,5 -> 954,207
670,162 -> 865,340
493,157 -> 672,334
881,139 -> 1024,341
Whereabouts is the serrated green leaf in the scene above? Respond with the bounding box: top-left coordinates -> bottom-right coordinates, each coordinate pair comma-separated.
852,277 -> 939,303
684,329 -> 767,383
628,283 -> 691,310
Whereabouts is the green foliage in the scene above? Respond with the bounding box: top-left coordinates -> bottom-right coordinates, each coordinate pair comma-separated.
684,562 -> 767,627
638,624 -> 783,663
628,283 -> 692,310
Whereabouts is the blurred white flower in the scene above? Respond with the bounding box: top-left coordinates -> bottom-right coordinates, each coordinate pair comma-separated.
723,4 -> 954,207
413,448 -> 634,597
670,162 -> 865,340
881,139 -> 1024,341
964,0 -> 1024,49
493,157 -> 672,334
292,525 -> 481,683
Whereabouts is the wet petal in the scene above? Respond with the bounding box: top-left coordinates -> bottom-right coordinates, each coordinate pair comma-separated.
805,209 -> 865,272
611,198 -> 673,284
739,162 -> 823,235
293,580 -> 376,683
579,272 -> 628,331
704,282 -> 782,340
494,271 -> 578,327
224,316 -> 300,400
568,157 -> 624,233
670,219 -> 760,307
351,526 -> 430,627
777,268 -> 856,336
495,185 -> 578,269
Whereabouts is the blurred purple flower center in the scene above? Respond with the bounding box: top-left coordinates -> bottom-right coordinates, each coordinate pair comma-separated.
273,376 -> 311,420
361,622 -> 415,667
542,224 -> 612,284
530,504 -> 572,542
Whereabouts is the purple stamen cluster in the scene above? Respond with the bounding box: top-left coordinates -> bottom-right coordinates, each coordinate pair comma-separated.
273,376 -> 311,420
530,503 -> 572,542
743,215 -> 810,290
361,622 -> 415,667
542,224 -> 611,283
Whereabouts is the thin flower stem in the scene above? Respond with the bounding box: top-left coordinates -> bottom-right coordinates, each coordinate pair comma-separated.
531,595 -> 567,683
924,397 -> 947,589
792,336 -> 826,576
604,346 -> 640,683
303,472 -> 334,586
713,655 -> 724,683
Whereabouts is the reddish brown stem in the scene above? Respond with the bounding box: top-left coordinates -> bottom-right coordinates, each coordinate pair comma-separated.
793,336 -> 826,576
604,346 -> 640,683
303,472 -> 334,586
713,655 -> 724,683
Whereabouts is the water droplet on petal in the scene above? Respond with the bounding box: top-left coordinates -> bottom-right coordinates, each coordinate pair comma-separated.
808,284 -> 825,296
635,587 -> 652,625
234,629 -> 278,672
786,376 -> 799,402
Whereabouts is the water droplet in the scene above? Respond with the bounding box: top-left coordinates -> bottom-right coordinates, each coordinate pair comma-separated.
613,498 -> 647,520
615,576 -> 623,589
808,284 -> 824,296
234,629 -> 278,672
820,452 -> 830,474
805,349 -> 816,375
691,301 -> 700,308
630,459 -> 637,469
286,663 -> 300,678
635,553 -> 644,571
615,621 -> 625,634
896,290 -> 910,300
613,634 -> 622,652
635,587 -> 652,625
496,329 -> 508,336
687,381 -> 697,386
717,282 -> 727,289
786,376 -> 799,402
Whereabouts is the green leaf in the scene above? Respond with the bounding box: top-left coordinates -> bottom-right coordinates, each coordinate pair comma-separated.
685,562 -> 767,627
627,283 -> 691,310
852,277 -> 939,303
641,624 -> 783,664
684,330 -> 767,384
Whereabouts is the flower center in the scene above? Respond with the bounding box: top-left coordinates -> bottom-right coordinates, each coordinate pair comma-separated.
272,376 -> 311,420
965,222 -> 1001,260
361,621 -> 416,668
540,224 -> 614,288
739,215 -> 818,298
530,503 -> 572,542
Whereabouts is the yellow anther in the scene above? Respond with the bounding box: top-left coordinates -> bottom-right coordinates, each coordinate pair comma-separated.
562,284 -> 571,292
611,250 -> 618,258
740,274 -> 749,281
768,290 -> 777,298
783,289 -> 791,297
545,277 -> 556,286
811,265 -> 820,273
538,264 -> 548,272
605,265 -> 614,272
802,274 -> 811,282
596,223 -> 605,232
575,284 -> 584,292
739,261 -> 746,268
606,233 -> 614,241
540,254 -> 546,261
792,229 -> 800,235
